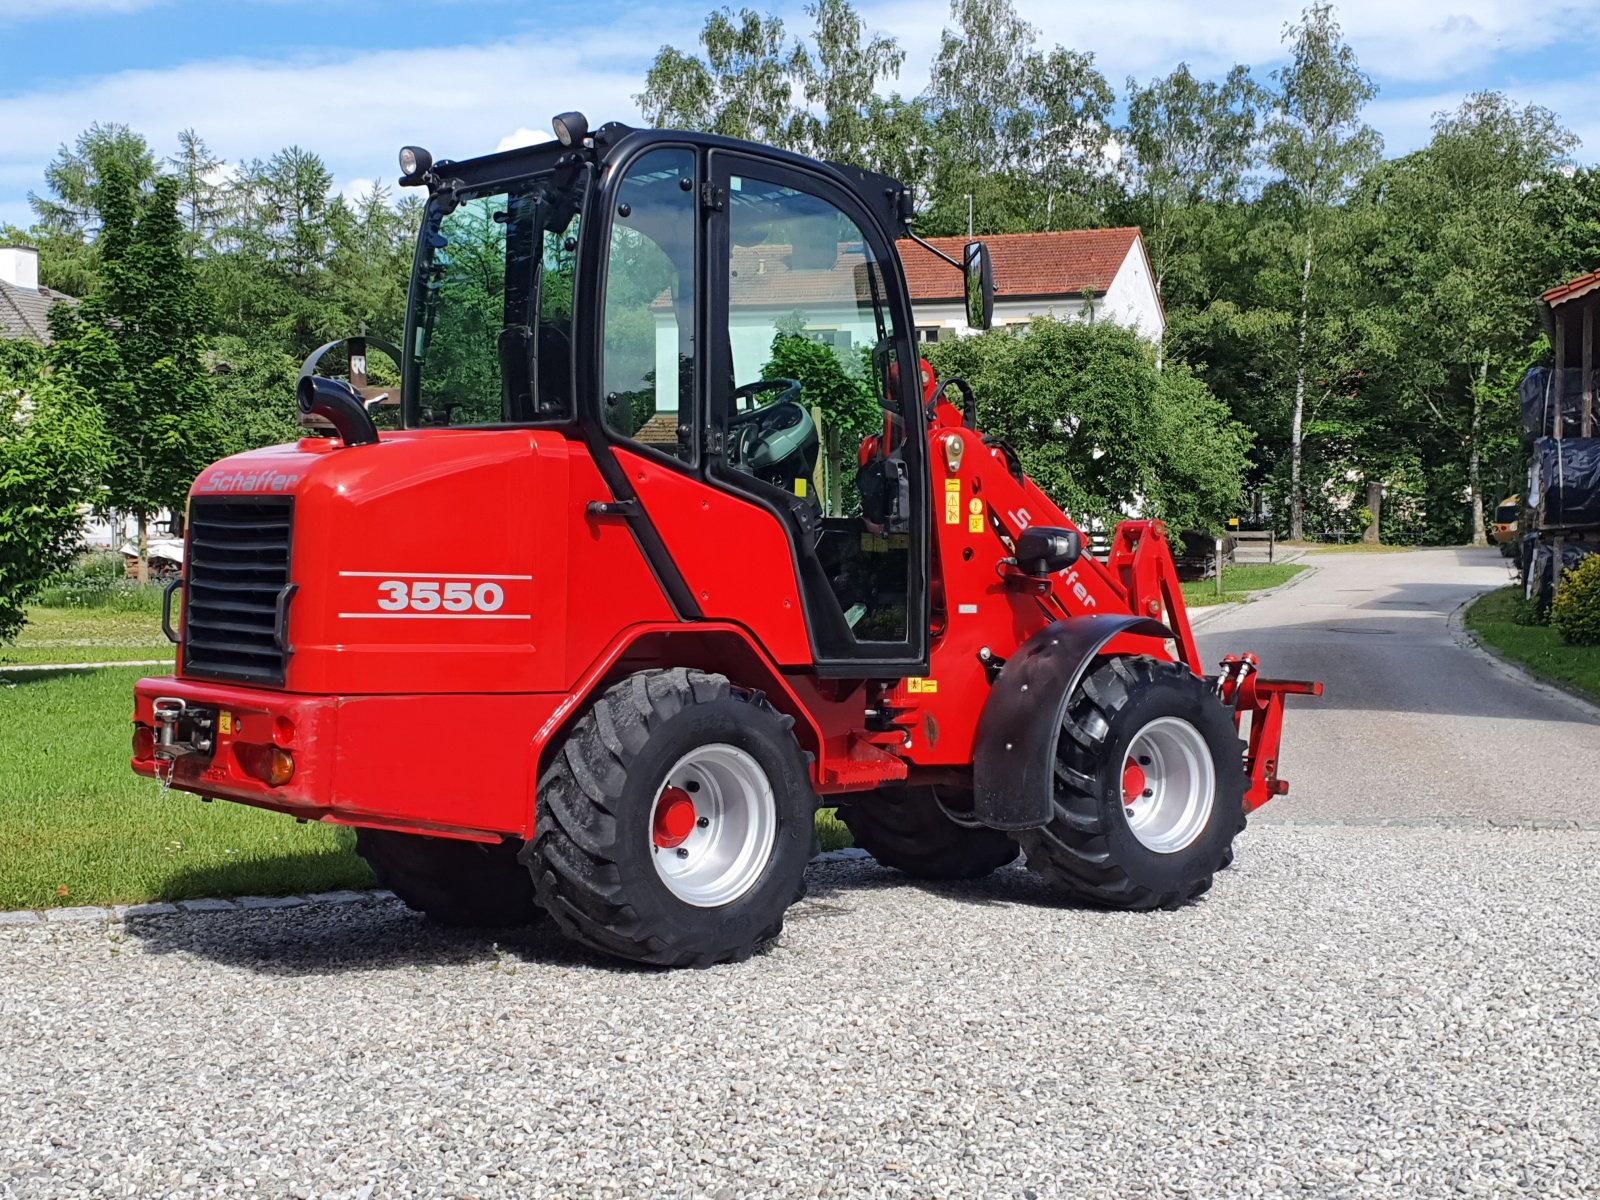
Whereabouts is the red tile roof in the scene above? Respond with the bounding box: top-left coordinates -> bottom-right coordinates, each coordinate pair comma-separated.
1543,268 -> 1600,307
896,228 -> 1143,302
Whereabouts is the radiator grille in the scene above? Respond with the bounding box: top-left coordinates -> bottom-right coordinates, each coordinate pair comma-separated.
181,497 -> 294,686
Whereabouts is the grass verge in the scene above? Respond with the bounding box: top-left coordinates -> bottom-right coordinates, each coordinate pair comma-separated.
1,606 -> 174,667
1181,562 -> 1307,608
0,666 -> 372,910
1463,587 -> 1600,705
0,663 -> 856,910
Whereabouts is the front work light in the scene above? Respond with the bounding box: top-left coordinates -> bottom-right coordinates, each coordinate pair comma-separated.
552,111 -> 589,147
398,145 -> 433,182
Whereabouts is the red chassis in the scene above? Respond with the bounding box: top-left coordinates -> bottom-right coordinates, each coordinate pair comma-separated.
133,387 -> 1316,842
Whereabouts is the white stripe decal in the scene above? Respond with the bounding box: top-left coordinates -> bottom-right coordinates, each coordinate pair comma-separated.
337,612 -> 533,620
338,571 -> 533,580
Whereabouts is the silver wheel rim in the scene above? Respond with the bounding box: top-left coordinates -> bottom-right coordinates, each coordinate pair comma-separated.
649,744 -> 777,907
1120,717 -> 1216,854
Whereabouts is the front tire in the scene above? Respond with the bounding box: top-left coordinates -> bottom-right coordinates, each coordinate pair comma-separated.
524,669 -> 815,967
1016,656 -> 1246,910
354,829 -> 541,927
836,787 -> 1019,880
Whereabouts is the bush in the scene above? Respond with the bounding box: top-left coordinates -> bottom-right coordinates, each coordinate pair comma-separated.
1551,554 -> 1600,645
0,339 -> 111,643
926,318 -> 1250,532
31,551 -> 164,612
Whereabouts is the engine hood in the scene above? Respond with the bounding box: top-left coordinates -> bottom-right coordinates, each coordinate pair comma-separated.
184,429 -> 580,695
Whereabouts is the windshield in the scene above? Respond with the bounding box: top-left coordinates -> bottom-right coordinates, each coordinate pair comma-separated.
403,167 -> 586,426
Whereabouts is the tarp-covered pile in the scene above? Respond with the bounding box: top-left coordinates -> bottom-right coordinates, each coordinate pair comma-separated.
1519,368 -> 1591,440
1530,437 -> 1600,527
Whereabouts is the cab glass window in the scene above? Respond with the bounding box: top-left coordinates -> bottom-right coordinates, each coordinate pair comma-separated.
718,170 -> 910,645
601,149 -> 697,462
405,168 -> 585,426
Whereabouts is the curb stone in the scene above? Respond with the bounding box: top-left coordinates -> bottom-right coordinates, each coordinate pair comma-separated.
0,856 -> 879,926
1450,594 -> 1600,721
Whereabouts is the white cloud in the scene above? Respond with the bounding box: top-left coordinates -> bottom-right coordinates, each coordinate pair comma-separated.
0,26 -> 675,226
496,128 -> 554,153
3,0 -> 1598,230
895,0 -> 1600,86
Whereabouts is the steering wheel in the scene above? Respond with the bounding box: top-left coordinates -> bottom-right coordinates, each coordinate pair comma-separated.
727,378 -> 803,467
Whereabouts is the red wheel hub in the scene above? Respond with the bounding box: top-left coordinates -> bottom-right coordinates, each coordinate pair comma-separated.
1122,760 -> 1148,807
653,786 -> 698,848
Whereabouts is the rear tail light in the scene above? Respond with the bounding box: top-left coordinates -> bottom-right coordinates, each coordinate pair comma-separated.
264,747 -> 295,787
132,724 -> 155,761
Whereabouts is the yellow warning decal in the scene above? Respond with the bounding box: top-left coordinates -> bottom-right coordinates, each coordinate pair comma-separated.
945,493 -> 960,524
944,478 -> 961,490
907,677 -> 939,694
969,514 -> 985,533
968,498 -> 983,515
218,710 -> 233,735
795,477 -> 807,497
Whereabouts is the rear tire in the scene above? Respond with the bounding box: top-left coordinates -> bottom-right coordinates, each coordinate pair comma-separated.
1016,656 -> 1246,911
354,828 -> 541,927
524,669 -> 815,968
836,787 -> 1019,880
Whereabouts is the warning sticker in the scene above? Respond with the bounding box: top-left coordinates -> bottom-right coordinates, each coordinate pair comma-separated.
218,710 -> 233,735
906,677 -> 939,694
968,498 -> 983,515
945,491 -> 960,524
969,514 -> 985,533
795,477 -> 808,497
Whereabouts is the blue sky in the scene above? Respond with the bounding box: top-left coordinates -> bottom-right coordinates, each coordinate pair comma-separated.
3,0 -> 1599,230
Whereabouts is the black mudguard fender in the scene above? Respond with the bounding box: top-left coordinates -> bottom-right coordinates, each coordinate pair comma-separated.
972,615 -> 1172,831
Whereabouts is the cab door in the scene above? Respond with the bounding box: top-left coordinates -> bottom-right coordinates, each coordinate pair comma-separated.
701,150 -> 929,675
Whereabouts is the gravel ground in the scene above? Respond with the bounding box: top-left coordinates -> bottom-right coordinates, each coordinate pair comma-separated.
4,548 -> 1598,1199
2,825 -> 1598,1200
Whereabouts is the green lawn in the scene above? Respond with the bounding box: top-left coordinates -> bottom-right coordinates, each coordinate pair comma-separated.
1,606 -> 174,667
0,666 -> 371,910
1181,562 -> 1307,608
1464,587 -> 1600,704
0,662 -> 853,911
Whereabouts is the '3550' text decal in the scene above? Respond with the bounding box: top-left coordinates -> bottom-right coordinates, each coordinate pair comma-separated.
337,572 -> 532,619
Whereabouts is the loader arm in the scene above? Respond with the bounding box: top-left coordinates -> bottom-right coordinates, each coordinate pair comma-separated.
882,387 -> 1318,820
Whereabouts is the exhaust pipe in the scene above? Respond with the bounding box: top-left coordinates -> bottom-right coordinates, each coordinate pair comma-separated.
297,375 -> 379,447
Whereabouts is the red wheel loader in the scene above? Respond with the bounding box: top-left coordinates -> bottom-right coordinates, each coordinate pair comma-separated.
131,116 -> 1319,966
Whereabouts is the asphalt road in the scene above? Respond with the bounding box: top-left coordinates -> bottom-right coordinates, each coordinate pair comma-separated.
2,549 -> 1597,1199
1196,547 -> 1600,825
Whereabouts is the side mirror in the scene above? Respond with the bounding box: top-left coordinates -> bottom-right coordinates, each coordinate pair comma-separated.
964,240 -> 994,330
1013,526 -> 1082,576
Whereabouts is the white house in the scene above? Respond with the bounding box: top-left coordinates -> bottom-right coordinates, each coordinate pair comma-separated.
0,245 -> 74,343
896,227 -> 1164,344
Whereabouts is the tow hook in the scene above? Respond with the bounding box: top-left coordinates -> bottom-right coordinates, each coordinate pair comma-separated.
151,697 -> 215,762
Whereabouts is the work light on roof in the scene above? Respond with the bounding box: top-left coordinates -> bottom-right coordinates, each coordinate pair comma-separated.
552,112 -> 589,148
398,146 -> 432,180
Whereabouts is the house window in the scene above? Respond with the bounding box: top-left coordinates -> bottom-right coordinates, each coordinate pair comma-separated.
915,326 -> 942,344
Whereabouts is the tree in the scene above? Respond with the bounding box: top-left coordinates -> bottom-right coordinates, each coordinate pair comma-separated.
1120,63 -> 1265,296
788,0 -> 905,163
927,318 -> 1250,532
165,128 -> 226,256
920,0 -> 1113,236
26,122 -> 158,297
1263,3 -> 1381,539
50,154 -> 221,582
638,8 -> 801,147
1349,93 -> 1575,544
0,339 -> 110,644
